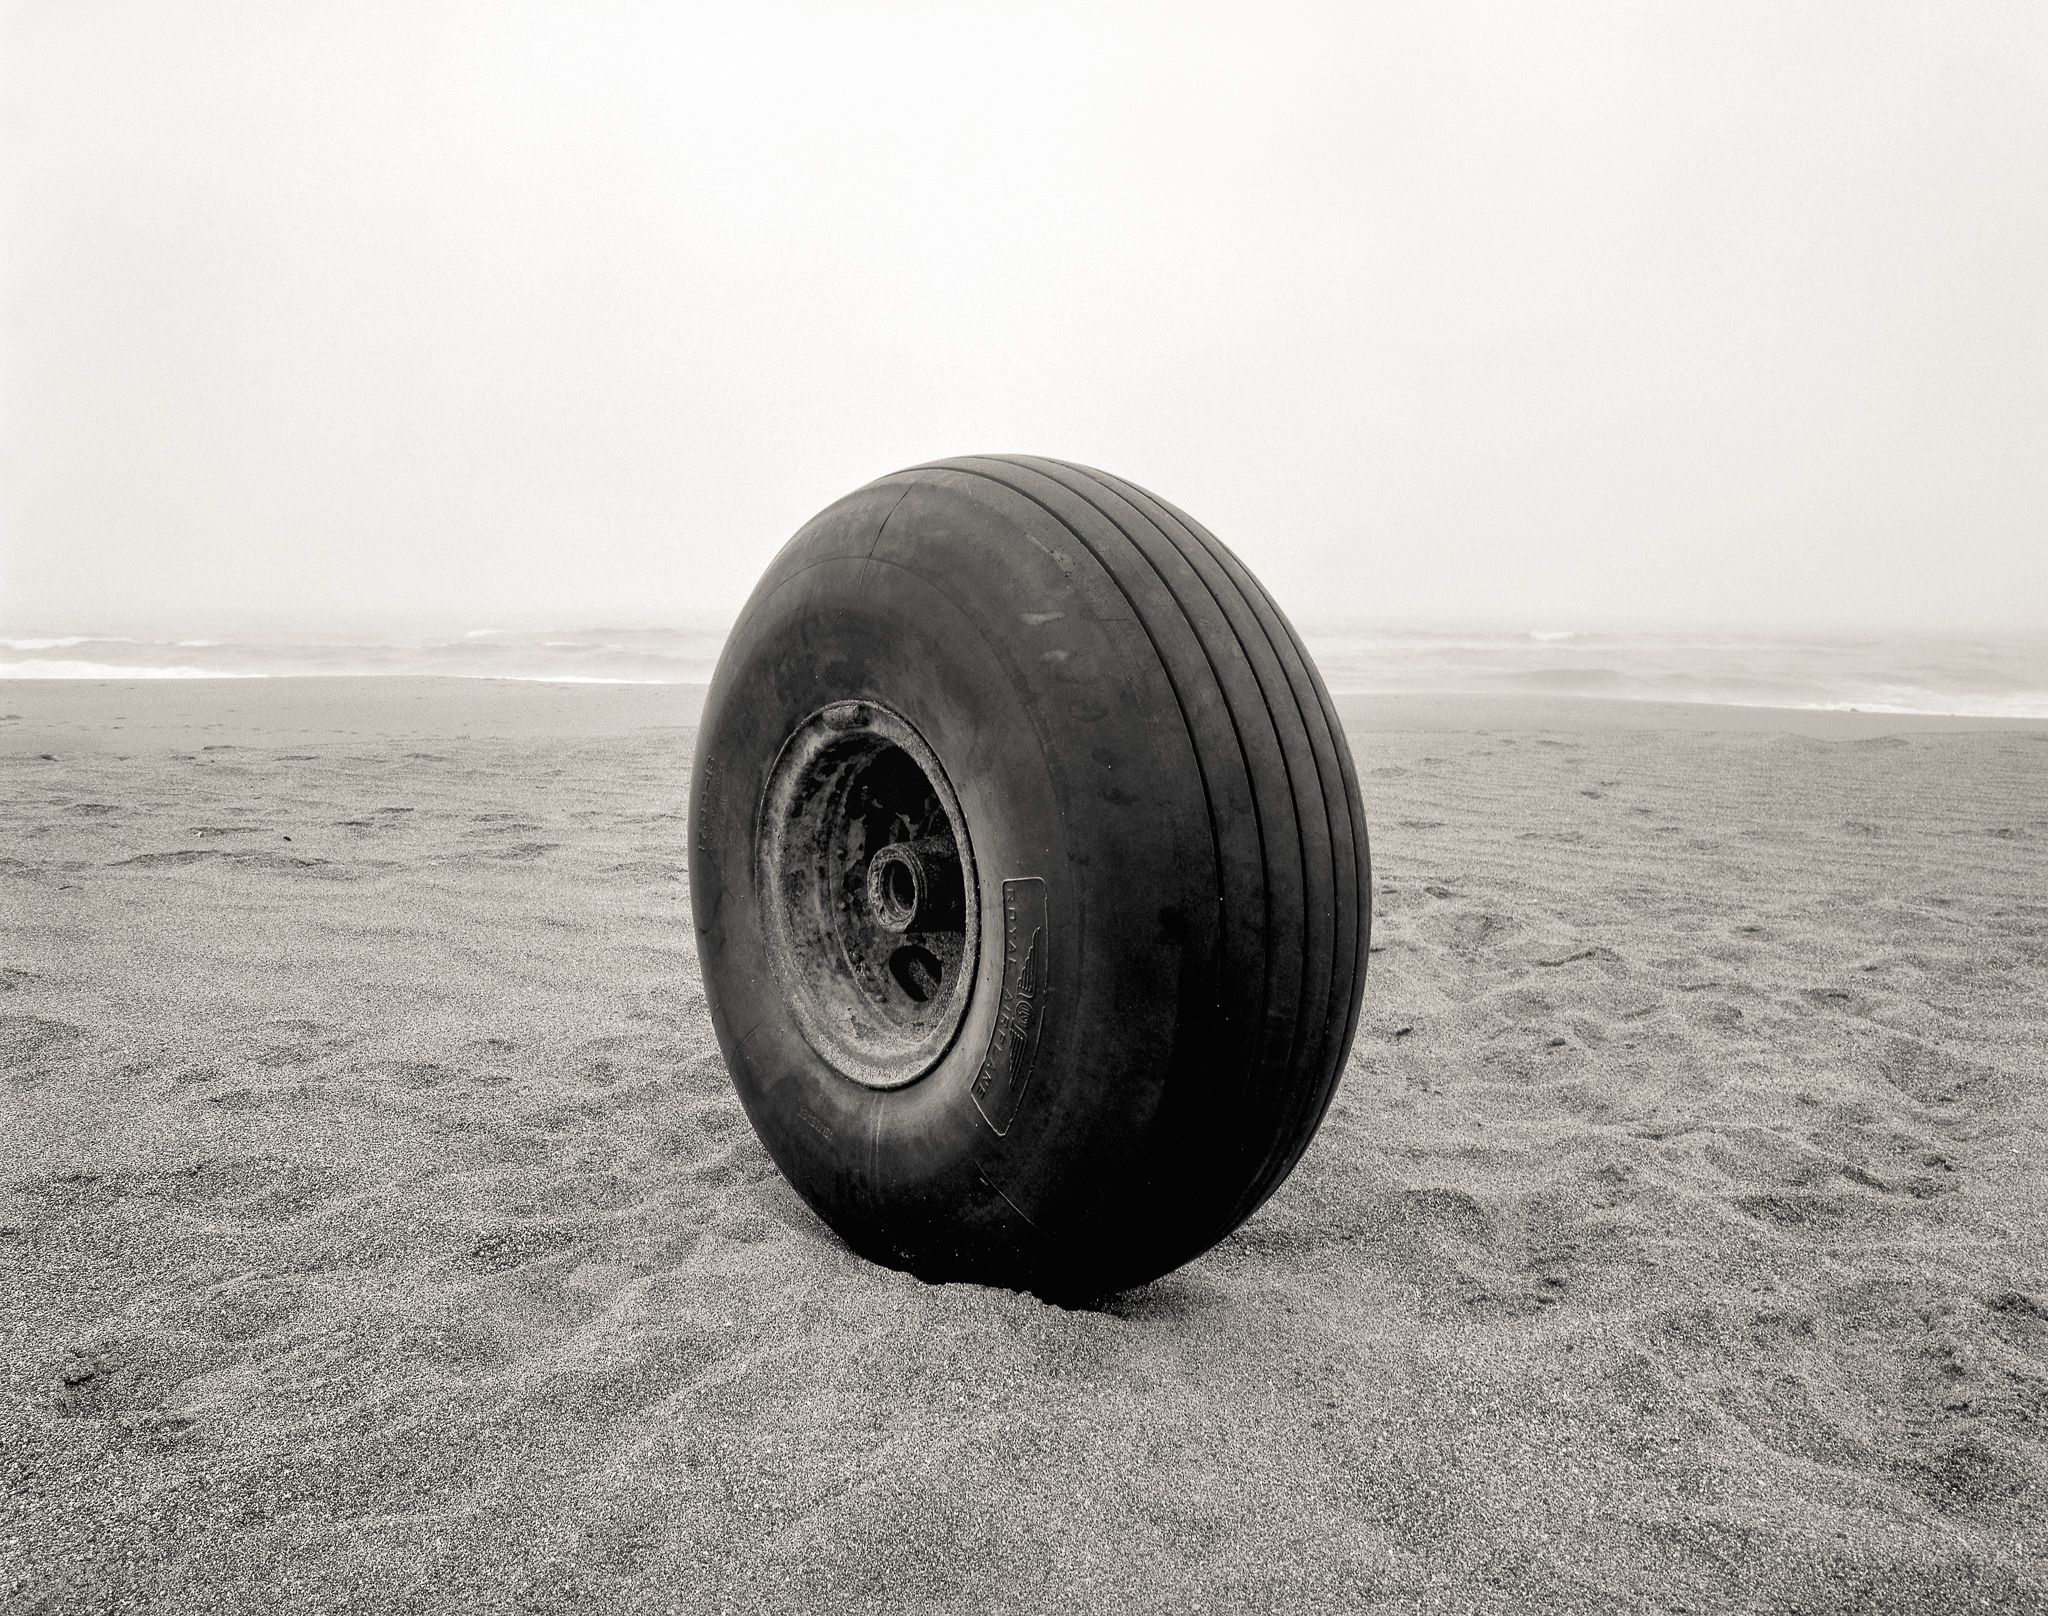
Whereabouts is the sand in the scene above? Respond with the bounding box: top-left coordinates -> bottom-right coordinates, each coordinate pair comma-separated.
4,678 -> 2045,1614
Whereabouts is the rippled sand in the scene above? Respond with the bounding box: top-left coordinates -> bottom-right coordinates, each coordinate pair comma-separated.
5,680 -> 2045,1613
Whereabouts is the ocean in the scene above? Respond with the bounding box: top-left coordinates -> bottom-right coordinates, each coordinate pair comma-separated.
4,624 -> 2046,719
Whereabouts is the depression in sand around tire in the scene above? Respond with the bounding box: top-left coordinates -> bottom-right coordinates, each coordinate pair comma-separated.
689,456 -> 1371,1300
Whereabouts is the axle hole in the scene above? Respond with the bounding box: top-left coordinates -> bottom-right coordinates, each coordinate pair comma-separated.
887,860 -> 917,912
889,945 -> 942,1003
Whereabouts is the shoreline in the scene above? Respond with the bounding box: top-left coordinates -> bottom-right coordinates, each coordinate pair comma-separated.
6,677 -> 2044,753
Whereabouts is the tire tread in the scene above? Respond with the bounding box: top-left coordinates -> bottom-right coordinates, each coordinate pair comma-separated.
911,454 -> 1370,1250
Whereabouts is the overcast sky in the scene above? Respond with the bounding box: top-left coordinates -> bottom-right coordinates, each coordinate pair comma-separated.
4,1 -> 2044,635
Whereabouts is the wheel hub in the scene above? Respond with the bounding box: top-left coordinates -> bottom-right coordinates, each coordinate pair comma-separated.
755,701 -> 979,1089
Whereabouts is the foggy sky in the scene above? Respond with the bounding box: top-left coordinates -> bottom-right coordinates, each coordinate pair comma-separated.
5,1 -> 2044,635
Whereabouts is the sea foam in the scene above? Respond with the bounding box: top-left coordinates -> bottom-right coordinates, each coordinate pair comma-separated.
2,625 -> 2044,717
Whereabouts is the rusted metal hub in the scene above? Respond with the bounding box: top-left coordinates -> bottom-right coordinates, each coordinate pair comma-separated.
755,701 -> 978,1089
866,837 -> 961,933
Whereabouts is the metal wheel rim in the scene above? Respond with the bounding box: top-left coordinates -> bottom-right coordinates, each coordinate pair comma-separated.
755,700 -> 980,1090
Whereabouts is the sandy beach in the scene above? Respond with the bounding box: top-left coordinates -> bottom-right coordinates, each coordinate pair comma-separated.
5,676 -> 2045,1614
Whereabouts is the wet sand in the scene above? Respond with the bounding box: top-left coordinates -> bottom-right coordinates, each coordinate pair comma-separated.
5,678 -> 2045,1613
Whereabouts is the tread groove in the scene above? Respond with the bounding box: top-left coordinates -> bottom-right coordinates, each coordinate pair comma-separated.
1084,468 -> 1370,1213
936,455 -> 1355,1246
1073,468 -> 1349,1208
982,457 -> 1313,1217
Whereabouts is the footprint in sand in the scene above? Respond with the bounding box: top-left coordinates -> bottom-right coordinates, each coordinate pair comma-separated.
519,1099 -> 609,1134
1440,911 -> 1529,955
199,1087 -> 267,1112
189,1275 -> 306,1343
390,1312 -> 507,1369
693,1105 -> 750,1142
456,1038 -> 517,1082
136,1155 -> 348,1228
686,1142 -> 758,1191
1876,1036 -> 2007,1107
711,1206 -> 778,1244
21,1167 -> 126,1215
250,1020 -> 351,1068
1525,944 -> 1619,969
51,1334 -> 212,1434
1454,1269 -> 1569,1320
1,1014 -> 87,1072
1913,1437 -> 2035,1517
557,1169 -> 640,1211
477,1131 -> 553,1167
375,1060 -> 457,1090
465,1222 -> 585,1274
1733,1190 -> 1867,1234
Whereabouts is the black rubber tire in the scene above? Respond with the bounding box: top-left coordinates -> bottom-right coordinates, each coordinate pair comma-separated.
689,455 -> 1371,1300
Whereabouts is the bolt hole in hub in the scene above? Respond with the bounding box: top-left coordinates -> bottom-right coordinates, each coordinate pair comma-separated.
889,945 -> 943,1003
757,702 -> 978,1088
